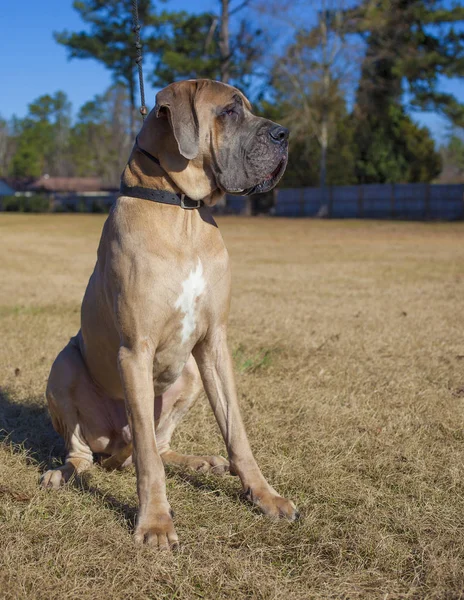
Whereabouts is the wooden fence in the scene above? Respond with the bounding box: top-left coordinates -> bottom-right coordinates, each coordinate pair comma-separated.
274,183 -> 464,220
2,183 -> 463,220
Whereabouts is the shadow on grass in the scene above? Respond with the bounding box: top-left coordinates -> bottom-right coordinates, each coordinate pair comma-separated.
0,387 -> 249,526
0,387 -> 65,467
74,473 -> 138,531
165,466 -> 261,516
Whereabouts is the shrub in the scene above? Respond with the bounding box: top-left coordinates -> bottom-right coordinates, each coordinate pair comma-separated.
1,195 -> 21,211
0,194 -> 50,212
25,195 -> 50,213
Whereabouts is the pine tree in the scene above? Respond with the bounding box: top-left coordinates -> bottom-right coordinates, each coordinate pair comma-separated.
346,0 -> 464,125
149,2 -> 265,95
54,0 -> 156,135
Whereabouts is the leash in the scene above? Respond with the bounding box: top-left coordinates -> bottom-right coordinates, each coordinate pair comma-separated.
132,0 -> 147,119
123,0 -> 203,210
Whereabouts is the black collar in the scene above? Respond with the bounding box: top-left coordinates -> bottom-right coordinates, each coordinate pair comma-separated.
119,137 -> 204,210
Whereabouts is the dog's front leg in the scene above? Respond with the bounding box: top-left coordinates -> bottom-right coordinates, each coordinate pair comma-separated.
193,327 -> 299,520
118,345 -> 178,549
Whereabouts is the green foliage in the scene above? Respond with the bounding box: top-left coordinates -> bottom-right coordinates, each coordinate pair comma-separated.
54,0 -> 152,102
257,99 -> 358,188
346,0 -> 464,126
10,140 -> 43,179
149,9 -> 265,94
1,195 -> 50,212
0,116 -> 8,177
68,85 -> 133,186
0,195 -> 112,214
150,12 -> 221,85
58,1 -> 266,106
6,85 -> 133,188
354,105 -> 442,183
9,92 -> 72,179
3,1 -> 459,188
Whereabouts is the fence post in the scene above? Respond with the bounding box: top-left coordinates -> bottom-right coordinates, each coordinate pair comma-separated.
328,185 -> 333,218
424,183 -> 430,220
272,188 -> 278,216
300,188 -> 305,217
390,183 -> 395,219
358,185 -> 364,218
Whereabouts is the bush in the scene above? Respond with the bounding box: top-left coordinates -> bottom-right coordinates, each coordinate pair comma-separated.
90,199 -> 110,213
1,195 -> 21,211
25,194 -> 50,212
1,193 -> 113,213
0,194 -> 50,212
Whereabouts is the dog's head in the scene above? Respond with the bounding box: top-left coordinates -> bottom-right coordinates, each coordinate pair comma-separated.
137,79 -> 288,203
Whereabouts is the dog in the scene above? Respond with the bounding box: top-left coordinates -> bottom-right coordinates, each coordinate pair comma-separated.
41,79 -> 298,549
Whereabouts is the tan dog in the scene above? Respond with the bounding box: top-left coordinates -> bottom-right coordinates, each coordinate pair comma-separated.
41,79 -> 298,549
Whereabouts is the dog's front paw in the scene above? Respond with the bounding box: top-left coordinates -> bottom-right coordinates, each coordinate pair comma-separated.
40,468 -> 67,489
134,511 -> 179,550
245,486 -> 299,521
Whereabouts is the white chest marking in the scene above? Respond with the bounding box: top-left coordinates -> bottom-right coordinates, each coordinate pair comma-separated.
175,259 -> 206,344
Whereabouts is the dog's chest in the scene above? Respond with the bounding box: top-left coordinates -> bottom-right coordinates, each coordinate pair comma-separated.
152,257 -> 211,392
174,258 -> 206,344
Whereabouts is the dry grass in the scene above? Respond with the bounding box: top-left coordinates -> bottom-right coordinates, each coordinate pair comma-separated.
1,213 -> 464,600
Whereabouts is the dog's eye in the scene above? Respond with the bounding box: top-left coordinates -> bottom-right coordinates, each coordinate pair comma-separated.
222,107 -> 236,117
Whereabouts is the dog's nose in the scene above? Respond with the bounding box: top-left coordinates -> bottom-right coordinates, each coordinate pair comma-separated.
269,125 -> 289,144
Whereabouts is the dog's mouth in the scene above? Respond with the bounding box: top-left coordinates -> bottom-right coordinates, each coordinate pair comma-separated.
226,155 -> 287,197
242,157 -> 287,196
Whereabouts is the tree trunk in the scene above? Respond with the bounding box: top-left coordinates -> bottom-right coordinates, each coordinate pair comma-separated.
219,0 -> 231,83
128,69 -> 136,139
318,8 -> 330,217
318,116 -> 329,217
320,117 -> 328,189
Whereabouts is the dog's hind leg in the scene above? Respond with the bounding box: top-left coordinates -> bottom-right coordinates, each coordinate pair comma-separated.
156,355 -> 229,475
41,337 -> 94,489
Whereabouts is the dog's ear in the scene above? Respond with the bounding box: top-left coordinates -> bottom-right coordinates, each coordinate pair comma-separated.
155,82 -> 199,160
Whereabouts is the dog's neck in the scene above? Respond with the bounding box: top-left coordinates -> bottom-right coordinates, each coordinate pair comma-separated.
122,148 -> 177,193
121,150 -> 225,207
121,110 -> 225,206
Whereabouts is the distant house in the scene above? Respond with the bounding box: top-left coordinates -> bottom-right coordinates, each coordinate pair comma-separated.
0,179 -> 15,196
24,175 -> 118,211
28,176 -> 104,196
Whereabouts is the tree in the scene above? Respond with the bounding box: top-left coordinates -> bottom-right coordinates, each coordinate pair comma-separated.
345,0 -> 464,126
55,0 -> 154,135
8,86 -> 135,184
150,2 -> 266,95
343,1 -> 452,183
216,0 -> 264,85
69,85 -> 133,186
149,12 -> 222,85
257,98 -> 357,188
353,104 -> 442,183
10,92 -> 72,179
56,0 -> 265,139
0,117 -> 9,177
269,1 -> 359,196
439,131 -> 464,182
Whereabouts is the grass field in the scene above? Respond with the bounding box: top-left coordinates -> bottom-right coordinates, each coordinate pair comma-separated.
1,213 -> 464,600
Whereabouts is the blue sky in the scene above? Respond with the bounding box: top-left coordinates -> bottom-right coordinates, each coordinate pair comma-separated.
0,0 -> 461,143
